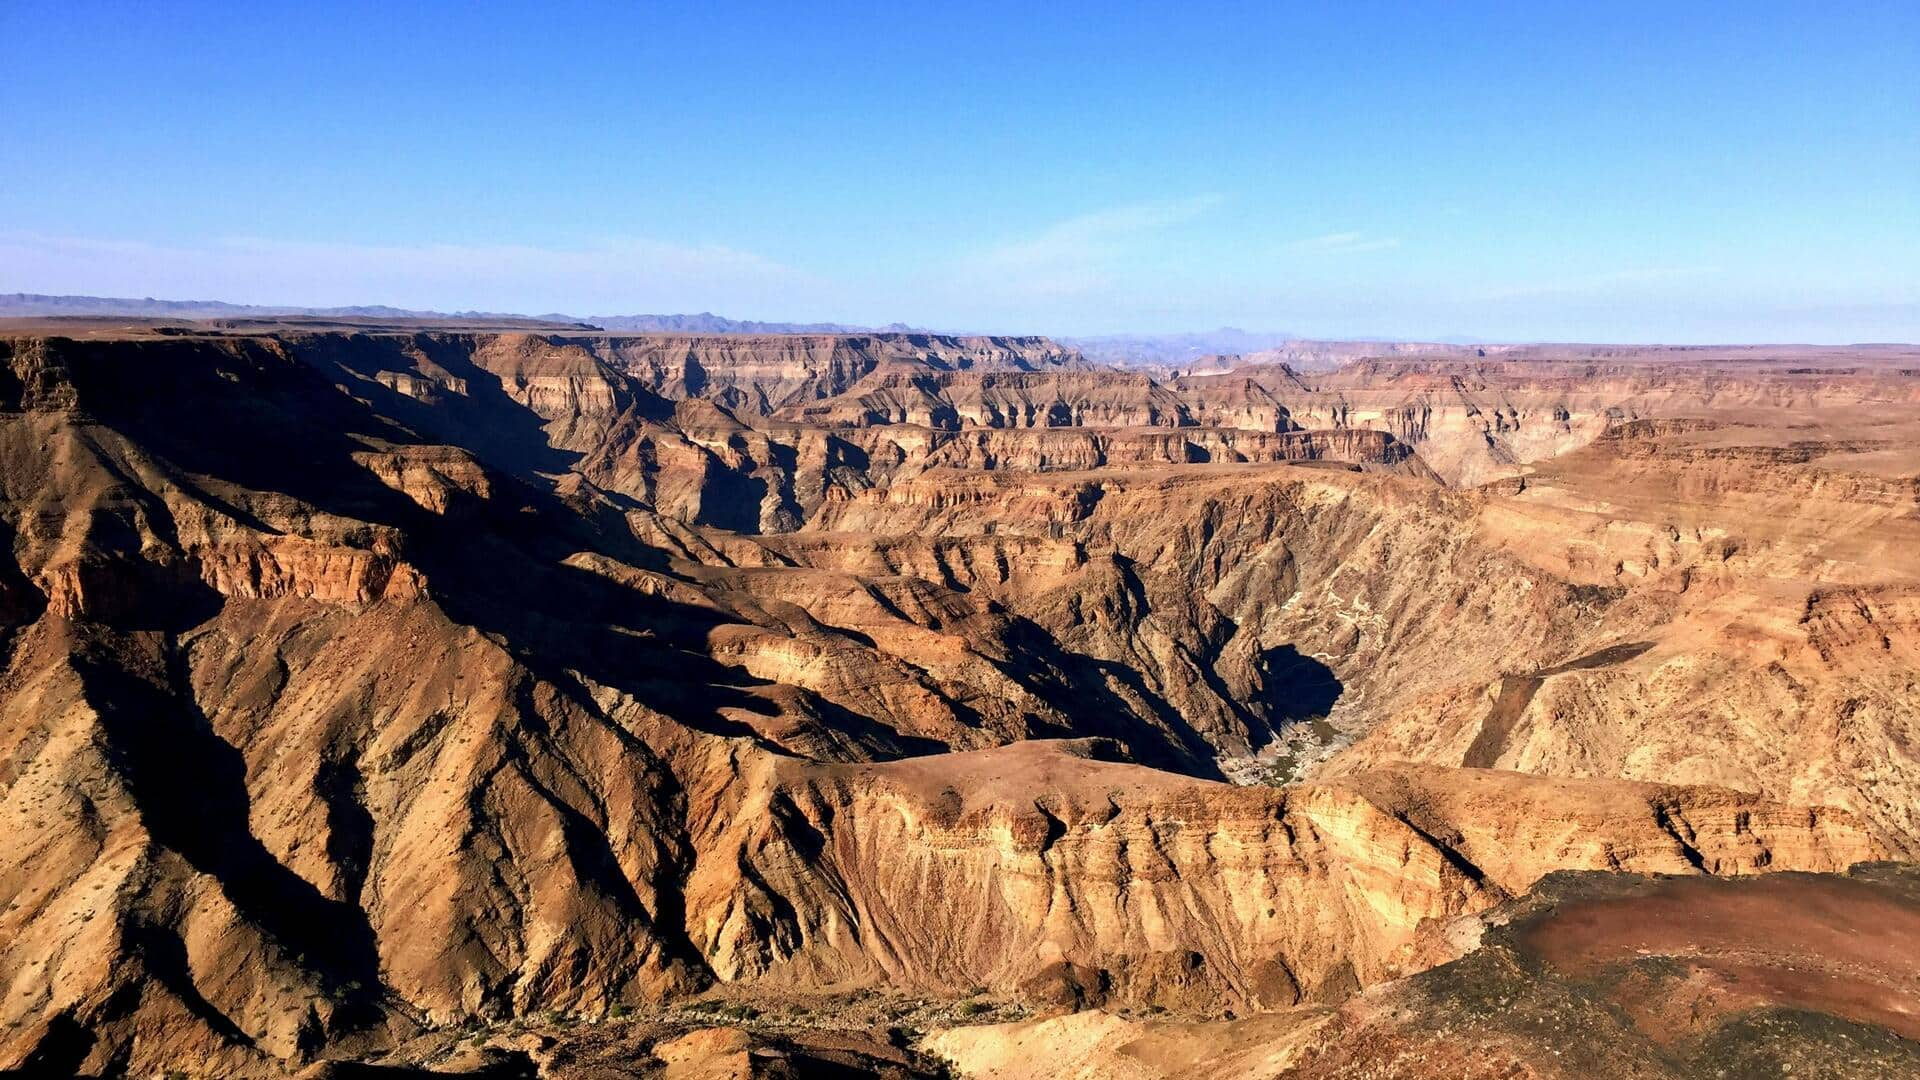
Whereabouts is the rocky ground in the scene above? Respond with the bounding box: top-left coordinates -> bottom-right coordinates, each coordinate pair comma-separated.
2,322 -> 1917,1076
267,865 -> 1920,1078
928,863 -> 1920,1080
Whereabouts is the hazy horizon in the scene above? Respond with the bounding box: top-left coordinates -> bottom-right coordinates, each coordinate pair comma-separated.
9,291 -> 1920,348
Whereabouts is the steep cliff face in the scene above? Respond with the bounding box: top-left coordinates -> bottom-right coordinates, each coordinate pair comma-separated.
585,333 -> 1076,415
689,743 -> 1878,1013
779,369 -> 1195,430
208,331 -> 1415,538
928,864 -> 1920,1080
1,648 -> 1883,1075
1177,353 -> 1920,486
1318,410 -> 1920,852
890,426 -> 1428,475
1,328 -> 1916,1076
788,466 -> 1638,766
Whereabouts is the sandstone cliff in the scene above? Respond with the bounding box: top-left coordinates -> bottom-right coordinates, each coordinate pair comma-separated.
2,327 -> 1917,1076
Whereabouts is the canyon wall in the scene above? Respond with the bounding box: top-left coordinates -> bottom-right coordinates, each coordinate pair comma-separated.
1,328 -> 1916,1075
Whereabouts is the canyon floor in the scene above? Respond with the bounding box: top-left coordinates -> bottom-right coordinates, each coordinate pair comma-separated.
2,319 -> 1918,1077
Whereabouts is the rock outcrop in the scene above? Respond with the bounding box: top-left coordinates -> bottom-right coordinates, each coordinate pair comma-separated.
927,863 -> 1920,1079
1,325 -> 1917,1076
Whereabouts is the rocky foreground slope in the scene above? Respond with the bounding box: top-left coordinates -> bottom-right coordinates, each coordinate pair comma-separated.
1,325 -> 1917,1076
929,863 -> 1920,1079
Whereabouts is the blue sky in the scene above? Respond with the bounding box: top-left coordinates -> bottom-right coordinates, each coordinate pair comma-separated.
3,1 -> 1916,341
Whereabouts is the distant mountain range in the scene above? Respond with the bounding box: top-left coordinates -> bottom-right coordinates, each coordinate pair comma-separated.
0,293 -> 445,322
0,294 -> 1463,368
2,294 -> 1328,364
0,294 -> 927,336
1056,328 -> 1302,365
554,313 -> 926,334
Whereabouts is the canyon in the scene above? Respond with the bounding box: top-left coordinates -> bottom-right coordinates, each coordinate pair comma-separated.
2,319 -> 1918,1077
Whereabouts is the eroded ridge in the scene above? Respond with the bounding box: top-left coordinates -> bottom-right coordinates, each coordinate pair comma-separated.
1,326 -> 1917,1076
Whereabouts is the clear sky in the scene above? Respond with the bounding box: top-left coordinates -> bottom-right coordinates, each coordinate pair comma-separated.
3,1 -> 1916,341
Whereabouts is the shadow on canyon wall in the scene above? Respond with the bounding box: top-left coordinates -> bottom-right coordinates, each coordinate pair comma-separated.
1259,644 -> 1343,723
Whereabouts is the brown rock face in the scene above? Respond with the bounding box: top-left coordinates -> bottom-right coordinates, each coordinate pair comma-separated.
0,326 -> 1916,1076
692,743 -> 1878,1012
927,864 -> 1920,1079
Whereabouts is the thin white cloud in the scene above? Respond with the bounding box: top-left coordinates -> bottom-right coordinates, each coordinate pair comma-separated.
953,195 -> 1224,297
1285,231 -> 1401,255
0,232 -> 808,314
